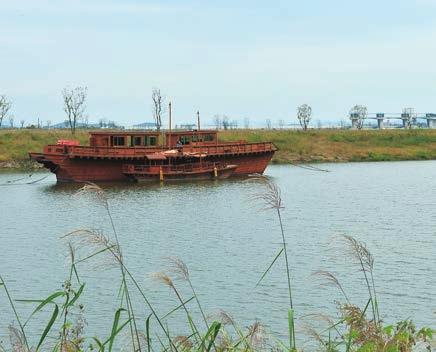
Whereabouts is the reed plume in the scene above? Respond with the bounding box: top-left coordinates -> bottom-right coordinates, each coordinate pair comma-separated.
165,257 -> 210,330
152,271 -> 201,343
152,271 -> 174,288
8,326 -> 30,352
172,335 -> 193,351
247,321 -> 266,350
342,235 -> 380,326
74,182 -> 108,209
214,310 -> 235,326
311,270 -> 350,303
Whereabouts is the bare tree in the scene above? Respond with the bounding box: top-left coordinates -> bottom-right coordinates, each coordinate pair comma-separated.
231,119 -> 238,129
243,117 -> 250,129
8,115 -> 14,128
402,107 -> 416,129
151,88 -> 165,130
46,120 -> 52,129
278,119 -> 285,129
266,118 -> 272,129
349,105 -> 367,130
0,95 -> 12,127
62,86 -> 87,135
222,115 -> 230,130
297,104 -> 312,130
20,119 -> 25,128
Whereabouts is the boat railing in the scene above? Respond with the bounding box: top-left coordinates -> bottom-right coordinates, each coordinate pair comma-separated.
67,145 -> 161,158
63,141 -> 275,158
122,161 -> 224,174
180,141 -> 275,156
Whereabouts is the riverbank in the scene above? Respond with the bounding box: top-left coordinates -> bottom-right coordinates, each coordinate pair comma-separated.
219,129 -> 436,163
0,128 -> 435,169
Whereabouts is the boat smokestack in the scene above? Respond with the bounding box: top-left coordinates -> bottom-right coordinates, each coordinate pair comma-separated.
197,111 -> 200,130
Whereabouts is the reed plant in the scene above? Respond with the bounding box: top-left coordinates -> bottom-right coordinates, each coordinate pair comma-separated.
253,180 -> 296,351
0,182 -> 433,352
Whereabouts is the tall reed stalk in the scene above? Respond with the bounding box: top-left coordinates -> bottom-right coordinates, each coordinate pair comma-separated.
343,235 -> 380,327
254,179 -> 296,351
166,257 -> 210,331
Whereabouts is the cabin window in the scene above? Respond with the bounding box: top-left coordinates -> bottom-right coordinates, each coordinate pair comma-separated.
132,136 -> 142,146
192,135 -> 203,142
149,136 -> 157,146
204,134 -> 214,142
180,136 -> 191,145
113,136 -> 125,146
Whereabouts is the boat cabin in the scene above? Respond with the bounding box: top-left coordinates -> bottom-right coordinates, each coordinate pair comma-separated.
89,131 -> 161,147
166,130 -> 217,147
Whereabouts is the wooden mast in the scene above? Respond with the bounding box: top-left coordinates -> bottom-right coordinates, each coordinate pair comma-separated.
197,111 -> 202,166
168,101 -> 172,148
168,101 -> 172,170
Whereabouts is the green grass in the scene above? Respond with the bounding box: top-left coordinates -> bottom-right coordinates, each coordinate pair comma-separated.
1,128 -> 436,169
218,129 -> 436,164
0,129 -> 88,168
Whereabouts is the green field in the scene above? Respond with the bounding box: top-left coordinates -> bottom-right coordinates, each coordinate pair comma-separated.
1,128 -> 436,169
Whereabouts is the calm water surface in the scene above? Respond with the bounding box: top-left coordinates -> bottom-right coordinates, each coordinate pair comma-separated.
0,162 -> 435,345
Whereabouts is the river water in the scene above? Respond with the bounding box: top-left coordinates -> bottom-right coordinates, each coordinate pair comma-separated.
0,162 -> 435,347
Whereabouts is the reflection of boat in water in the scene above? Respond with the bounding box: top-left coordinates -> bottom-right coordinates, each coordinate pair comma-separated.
122,161 -> 237,182
30,129 -> 277,183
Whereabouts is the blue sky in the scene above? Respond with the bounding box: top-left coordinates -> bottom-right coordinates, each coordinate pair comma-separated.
1,0 -> 436,126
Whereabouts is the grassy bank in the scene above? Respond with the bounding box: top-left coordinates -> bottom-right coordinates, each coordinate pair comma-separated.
1,128 -> 436,169
0,129 -> 89,170
219,129 -> 436,163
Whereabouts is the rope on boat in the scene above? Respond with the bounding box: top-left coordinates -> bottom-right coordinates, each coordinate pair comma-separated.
0,167 -> 57,186
3,174 -> 33,183
290,162 -> 330,172
0,173 -> 33,186
25,174 -> 52,184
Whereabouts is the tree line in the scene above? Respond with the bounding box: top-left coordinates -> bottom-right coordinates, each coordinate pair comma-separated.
4,87 -> 405,132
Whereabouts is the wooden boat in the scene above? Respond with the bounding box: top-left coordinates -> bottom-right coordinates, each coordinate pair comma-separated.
29,129 -> 277,182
